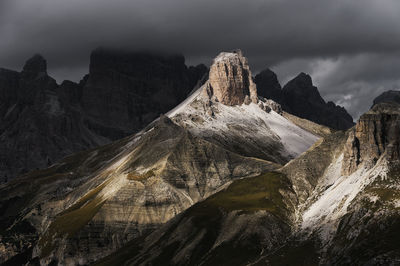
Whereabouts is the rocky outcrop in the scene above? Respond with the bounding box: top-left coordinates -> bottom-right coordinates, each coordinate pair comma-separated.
0,49 -> 322,265
0,50 -> 207,183
81,48 -> 207,139
207,50 -> 257,105
373,90 -> 400,106
282,73 -> 354,130
342,102 -> 400,175
254,68 -> 282,103
255,70 -> 354,130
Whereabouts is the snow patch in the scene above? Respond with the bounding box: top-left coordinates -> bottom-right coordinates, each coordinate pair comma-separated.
168,89 -> 318,159
301,156 -> 389,242
213,52 -> 238,63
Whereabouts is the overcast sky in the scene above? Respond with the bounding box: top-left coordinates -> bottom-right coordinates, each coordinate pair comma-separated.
1,0 -> 400,119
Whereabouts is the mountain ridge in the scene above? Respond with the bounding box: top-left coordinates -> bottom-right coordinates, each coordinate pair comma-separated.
0,50 -> 207,183
255,69 -> 355,130
1,49 -> 398,265
99,101 -> 400,265
0,50 -> 322,265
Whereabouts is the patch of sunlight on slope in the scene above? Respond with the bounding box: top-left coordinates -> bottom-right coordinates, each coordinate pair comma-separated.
38,145 -> 136,257
167,85 -> 319,158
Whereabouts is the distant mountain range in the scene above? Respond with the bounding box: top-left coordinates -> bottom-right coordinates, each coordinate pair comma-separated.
1,50 -> 399,265
0,49 -> 357,184
255,69 -> 354,130
0,49 -> 207,183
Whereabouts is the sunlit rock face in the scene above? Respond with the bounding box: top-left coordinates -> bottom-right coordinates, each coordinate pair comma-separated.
342,102 -> 400,175
0,49 -> 321,265
207,50 -> 257,106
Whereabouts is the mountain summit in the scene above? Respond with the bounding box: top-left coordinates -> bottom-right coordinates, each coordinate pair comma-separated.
0,50 -> 322,264
206,50 -> 257,105
22,54 -> 47,75
170,50 -> 319,164
255,70 -> 355,130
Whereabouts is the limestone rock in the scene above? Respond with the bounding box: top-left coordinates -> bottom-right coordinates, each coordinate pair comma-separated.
81,48 -> 208,139
282,73 -> 354,130
0,50 -> 207,183
254,68 -> 282,103
208,50 -> 257,106
342,102 -> 400,175
264,99 -> 282,114
244,95 -> 252,105
255,70 -> 354,130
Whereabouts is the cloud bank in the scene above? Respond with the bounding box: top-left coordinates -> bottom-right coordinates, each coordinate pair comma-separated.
1,0 -> 400,118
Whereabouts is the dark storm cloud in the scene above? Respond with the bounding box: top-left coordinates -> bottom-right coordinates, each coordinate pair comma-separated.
1,0 -> 400,119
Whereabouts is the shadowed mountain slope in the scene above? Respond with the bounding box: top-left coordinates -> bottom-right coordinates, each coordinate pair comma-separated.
255,70 -> 354,130
0,50 -> 207,183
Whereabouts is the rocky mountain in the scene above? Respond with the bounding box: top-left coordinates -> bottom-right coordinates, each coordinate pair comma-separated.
373,90 -> 400,106
2,49 -> 396,266
99,101 -> 400,266
255,70 -> 355,130
0,50 -> 321,265
0,50 -> 207,183
254,68 -> 283,103
171,51 -> 318,165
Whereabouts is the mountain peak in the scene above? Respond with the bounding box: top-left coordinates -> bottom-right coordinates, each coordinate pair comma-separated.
254,68 -> 282,102
22,54 -> 47,74
286,72 -> 313,90
207,50 -> 257,106
372,90 -> 400,107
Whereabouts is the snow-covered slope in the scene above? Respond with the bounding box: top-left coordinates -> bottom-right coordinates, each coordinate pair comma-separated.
169,84 -> 319,164
301,154 -> 389,242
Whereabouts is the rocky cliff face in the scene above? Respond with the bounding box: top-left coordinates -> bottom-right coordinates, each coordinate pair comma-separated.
342,103 -> 400,175
0,50 -> 207,183
170,51 -> 318,164
102,99 -> 400,265
81,48 -> 207,139
254,68 -> 283,103
207,50 -> 257,105
255,70 -> 355,130
0,50 -> 321,265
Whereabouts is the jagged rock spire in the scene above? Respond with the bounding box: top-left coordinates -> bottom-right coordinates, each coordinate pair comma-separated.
22,54 -> 47,74
206,50 -> 257,106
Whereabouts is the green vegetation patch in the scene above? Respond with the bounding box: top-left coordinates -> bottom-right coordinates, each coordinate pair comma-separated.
364,165 -> 400,205
38,181 -> 109,257
205,172 -> 294,219
367,187 -> 400,203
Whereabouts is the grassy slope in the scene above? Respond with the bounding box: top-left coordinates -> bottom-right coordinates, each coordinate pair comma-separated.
96,172 -> 295,266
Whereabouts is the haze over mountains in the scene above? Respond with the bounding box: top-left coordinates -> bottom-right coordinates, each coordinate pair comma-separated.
1,49 -> 399,265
